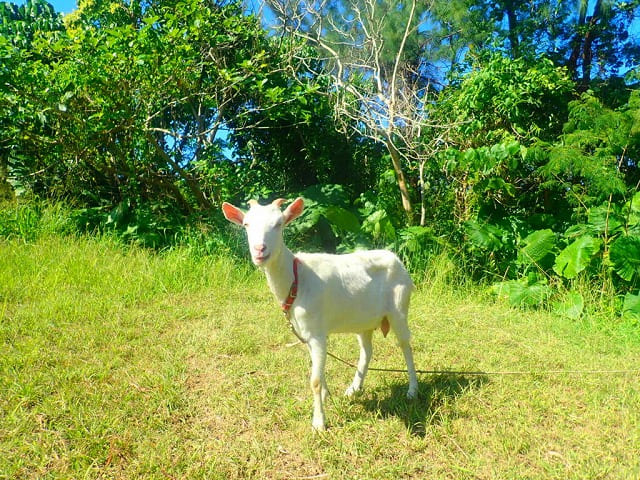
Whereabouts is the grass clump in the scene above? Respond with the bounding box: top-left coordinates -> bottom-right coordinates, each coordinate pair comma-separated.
1,234 -> 640,479
0,201 -> 77,241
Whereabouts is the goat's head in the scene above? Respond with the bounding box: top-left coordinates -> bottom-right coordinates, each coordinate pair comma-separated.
222,197 -> 304,266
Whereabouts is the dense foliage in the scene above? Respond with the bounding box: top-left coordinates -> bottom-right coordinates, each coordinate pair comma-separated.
1,0 -> 639,319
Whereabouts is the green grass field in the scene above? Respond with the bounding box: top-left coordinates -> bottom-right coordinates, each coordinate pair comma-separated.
1,235 -> 639,479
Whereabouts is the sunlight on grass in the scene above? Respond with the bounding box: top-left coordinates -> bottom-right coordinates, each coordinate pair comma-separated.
1,236 -> 639,479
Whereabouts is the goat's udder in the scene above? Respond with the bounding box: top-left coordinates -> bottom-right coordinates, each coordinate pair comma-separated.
381,316 -> 390,338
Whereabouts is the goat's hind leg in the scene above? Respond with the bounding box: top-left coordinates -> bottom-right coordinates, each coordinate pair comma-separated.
400,337 -> 418,399
389,313 -> 419,399
345,330 -> 373,397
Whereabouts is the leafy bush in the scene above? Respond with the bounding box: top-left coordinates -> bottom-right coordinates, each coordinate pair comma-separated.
74,200 -> 176,248
478,195 -> 640,315
281,183 -> 444,275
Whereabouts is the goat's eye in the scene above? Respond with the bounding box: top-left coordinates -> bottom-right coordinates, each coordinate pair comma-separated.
243,223 -> 249,228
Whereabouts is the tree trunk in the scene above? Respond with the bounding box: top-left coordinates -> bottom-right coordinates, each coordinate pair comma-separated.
385,137 -> 413,223
505,2 -> 520,58
567,0 -> 602,86
567,1 -> 588,76
419,160 -> 426,226
581,0 -> 603,86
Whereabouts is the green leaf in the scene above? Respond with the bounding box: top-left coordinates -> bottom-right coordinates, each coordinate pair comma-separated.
324,206 -> 360,234
587,204 -> 622,235
624,193 -> 640,233
464,220 -> 504,251
475,177 -> 516,196
610,235 -> 640,282
518,229 -> 555,265
553,291 -> 584,320
627,191 -> 640,213
553,235 -> 602,279
491,274 -> 551,307
622,292 -> 640,320
564,223 -> 596,239
124,224 -> 138,235
362,209 -> 395,242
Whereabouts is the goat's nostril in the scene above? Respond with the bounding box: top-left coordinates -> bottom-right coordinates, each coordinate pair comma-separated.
253,244 -> 267,253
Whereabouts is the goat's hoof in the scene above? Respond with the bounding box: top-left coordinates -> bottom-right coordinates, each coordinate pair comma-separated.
344,385 -> 362,397
406,388 -> 418,400
312,420 -> 326,432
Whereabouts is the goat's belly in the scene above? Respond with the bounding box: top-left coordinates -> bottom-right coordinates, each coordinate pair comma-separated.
326,311 -> 386,334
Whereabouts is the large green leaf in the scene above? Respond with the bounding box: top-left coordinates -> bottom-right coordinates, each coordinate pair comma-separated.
491,273 -> 551,307
474,177 -> 517,197
553,235 -> 602,279
624,192 -> 640,234
610,235 -> 640,282
587,204 -> 622,235
464,220 -> 504,251
626,191 -> 640,213
553,291 -> 584,320
518,229 -> 555,265
361,209 -> 396,242
324,206 -> 360,234
622,292 -> 640,320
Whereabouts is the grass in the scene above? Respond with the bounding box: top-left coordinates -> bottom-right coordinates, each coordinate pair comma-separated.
1,234 -> 640,479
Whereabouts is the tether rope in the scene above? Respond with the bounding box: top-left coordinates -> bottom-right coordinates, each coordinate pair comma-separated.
285,315 -> 640,377
325,350 -> 640,376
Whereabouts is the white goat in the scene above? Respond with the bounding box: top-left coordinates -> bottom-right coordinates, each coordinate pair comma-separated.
222,197 -> 418,431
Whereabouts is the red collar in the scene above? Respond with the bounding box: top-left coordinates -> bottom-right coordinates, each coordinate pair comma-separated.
281,257 -> 301,315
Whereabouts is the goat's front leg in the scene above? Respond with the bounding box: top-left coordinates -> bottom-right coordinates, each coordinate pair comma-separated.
307,336 -> 328,431
345,330 -> 373,397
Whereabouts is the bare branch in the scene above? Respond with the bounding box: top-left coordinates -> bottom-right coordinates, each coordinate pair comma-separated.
266,0 -> 464,222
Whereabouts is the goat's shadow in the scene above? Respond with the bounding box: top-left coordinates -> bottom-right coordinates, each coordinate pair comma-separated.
356,374 -> 488,437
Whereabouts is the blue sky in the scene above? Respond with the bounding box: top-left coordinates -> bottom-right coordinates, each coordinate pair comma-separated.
16,0 -> 77,14
53,0 -> 76,14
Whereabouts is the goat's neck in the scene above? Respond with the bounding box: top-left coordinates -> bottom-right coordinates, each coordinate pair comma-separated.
263,245 -> 297,305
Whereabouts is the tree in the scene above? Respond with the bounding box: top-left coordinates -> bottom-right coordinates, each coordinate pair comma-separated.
442,54 -> 575,146
0,0 -> 62,49
565,0 -> 640,86
228,79 -> 385,198
430,0 -> 640,85
418,54 -> 574,230
0,0 -> 64,199
543,91 -> 640,209
2,0 -> 326,216
266,0 -> 457,223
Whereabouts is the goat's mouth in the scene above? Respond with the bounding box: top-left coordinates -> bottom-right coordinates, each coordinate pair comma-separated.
252,253 -> 270,265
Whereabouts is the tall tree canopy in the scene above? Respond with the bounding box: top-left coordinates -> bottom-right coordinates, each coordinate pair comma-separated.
2,0 -> 374,220
430,0 -> 640,84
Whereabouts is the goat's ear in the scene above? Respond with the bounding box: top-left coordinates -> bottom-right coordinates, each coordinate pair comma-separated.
222,202 -> 244,226
283,197 -> 304,225
271,198 -> 286,208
